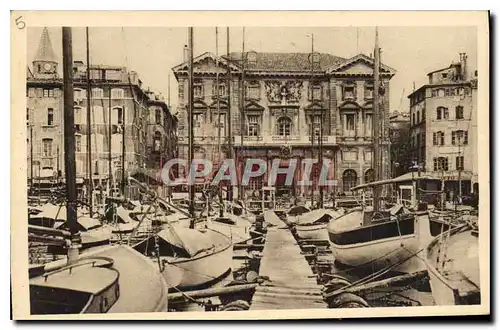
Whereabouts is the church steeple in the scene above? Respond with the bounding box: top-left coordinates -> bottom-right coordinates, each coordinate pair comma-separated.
33,27 -> 58,79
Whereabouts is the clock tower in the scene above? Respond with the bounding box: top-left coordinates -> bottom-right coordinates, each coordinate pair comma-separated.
32,27 -> 59,79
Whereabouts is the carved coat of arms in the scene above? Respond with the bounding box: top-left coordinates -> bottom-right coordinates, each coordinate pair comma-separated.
265,80 -> 303,103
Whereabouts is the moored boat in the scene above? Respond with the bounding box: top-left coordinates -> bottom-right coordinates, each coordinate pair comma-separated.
206,213 -> 252,244
328,206 -> 435,273
294,209 -> 336,241
30,245 -> 169,314
133,227 -> 233,291
425,220 -> 480,306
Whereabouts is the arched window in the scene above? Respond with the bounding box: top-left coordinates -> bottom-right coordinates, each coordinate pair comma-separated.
154,131 -> 162,152
277,117 -> 292,136
364,169 -> 374,183
342,169 -> 358,192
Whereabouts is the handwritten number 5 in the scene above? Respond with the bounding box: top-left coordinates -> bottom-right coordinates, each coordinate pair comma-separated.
15,16 -> 25,30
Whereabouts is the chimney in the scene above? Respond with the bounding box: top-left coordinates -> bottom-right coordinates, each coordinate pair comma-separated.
183,45 -> 189,63
459,52 -> 468,80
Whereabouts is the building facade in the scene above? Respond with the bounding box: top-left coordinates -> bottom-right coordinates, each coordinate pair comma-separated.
172,49 -> 395,198
389,111 -> 411,177
26,28 -> 176,191
145,90 -> 178,172
408,53 -> 478,195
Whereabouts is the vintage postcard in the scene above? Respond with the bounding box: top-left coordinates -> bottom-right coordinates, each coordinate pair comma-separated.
11,11 -> 490,320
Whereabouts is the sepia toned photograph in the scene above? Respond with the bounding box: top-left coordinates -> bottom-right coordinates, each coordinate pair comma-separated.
11,11 -> 490,320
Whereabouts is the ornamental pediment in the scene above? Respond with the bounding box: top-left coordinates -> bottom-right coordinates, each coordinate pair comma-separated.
244,101 -> 265,112
172,52 -> 240,74
327,54 -> 396,77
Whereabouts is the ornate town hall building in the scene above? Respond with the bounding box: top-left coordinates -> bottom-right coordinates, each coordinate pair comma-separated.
173,49 -> 395,198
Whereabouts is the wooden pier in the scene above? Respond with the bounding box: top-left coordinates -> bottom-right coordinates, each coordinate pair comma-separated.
250,211 -> 327,310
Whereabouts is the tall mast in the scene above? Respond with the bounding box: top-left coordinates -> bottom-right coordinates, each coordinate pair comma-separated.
168,74 -> 171,108
62,27 -> 80,263
372,27 -> 381,213
216,27 -> 222,179
215,27 -> 224,213
226,27 -> 233,201
85,27 -> 93,216
108,80 -> 112,192
188,27 -> 195,217
30,125 -> 33,185
121,86 -> 126,196
310,33 -> 315,208
238,27 -> 245,200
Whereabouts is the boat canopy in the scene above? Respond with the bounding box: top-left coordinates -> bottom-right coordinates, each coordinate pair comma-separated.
287,205 -> 310,216
297,209 -> 333,225
116,206 -> 135,224
156,227 -> 219,258
30,203 -> 67,221
77,217 -> 103,230
351,172 -> 436,191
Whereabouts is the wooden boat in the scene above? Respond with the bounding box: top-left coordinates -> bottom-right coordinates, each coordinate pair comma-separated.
47,217 -> 112,254
30,245 -> 169,314
30,204 -> 112,252
328,206 -> 436,273
206,213 -> 252,244
425,220 -> 480,305
285,205 -> 311,225
293,209 -> 339,241
133,227 -> 232,291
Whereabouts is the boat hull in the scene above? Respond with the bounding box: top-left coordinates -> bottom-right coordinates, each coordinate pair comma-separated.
295,224 -> 329,241
163,241 -> 233,291
330,234 -> 418,272
207,222 -> 251,244
425,225 -> 480,306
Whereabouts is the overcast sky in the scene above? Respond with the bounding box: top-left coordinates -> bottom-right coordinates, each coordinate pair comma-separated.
28,26 -> 477,113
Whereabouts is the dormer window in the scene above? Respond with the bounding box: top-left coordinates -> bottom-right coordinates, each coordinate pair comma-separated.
442,73 -> 448,79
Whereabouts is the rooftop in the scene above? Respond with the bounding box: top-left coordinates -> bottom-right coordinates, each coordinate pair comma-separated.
225,51 -> 346,72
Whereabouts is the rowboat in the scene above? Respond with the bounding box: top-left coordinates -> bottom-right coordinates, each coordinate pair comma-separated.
133,227 -> 232,291
293,209 -> 339,241
425,219 -> 480,305
206,213 -> 252,244
328,207 -> 434,273
30,245 -> 169,314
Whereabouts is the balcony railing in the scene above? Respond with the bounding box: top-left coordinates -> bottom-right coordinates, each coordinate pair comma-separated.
244,136 -> 263,142
309,136 -> 328,142
271,135 -> 300,141
41,125 -> 58,133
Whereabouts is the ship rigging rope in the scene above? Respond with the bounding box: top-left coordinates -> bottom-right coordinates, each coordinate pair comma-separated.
326,246 -> 426,297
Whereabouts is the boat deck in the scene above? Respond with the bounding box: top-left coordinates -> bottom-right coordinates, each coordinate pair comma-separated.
433,229 -> 480,298
250,212 -> 326,310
